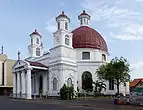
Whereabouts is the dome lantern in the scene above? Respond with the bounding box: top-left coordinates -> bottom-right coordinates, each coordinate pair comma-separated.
78,10 -> 90,26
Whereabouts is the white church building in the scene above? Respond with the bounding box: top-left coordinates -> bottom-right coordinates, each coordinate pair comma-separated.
12,11 -> 129,99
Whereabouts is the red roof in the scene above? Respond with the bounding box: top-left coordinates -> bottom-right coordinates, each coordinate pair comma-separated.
28,61 -> 48,68
30,29 -> 42,37
56,11 -> 69,21
79,10 -> 90,17
72,26 -> 108,52
130,78 -> 143,87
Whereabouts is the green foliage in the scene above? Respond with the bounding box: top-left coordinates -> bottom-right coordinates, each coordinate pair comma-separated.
96,57 -> 130,96
93,80 -> 106,96
60,84 -> 74,100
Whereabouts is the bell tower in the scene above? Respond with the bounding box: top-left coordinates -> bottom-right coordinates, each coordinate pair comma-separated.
28,29 -> 43,57
53,11 -> 73,48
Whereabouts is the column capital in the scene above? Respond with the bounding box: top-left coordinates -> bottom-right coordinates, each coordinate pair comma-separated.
27,68 -> 33,70
16,71 -> 22,74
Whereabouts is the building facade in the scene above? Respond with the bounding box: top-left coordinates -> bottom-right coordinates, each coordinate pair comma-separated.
0,54 -> 16,95
130,78 -> 143,93
12,11 -> 130,99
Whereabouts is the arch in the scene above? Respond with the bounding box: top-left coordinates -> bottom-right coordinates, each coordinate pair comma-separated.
82,71 -> 93,91
65,35 -> 69,45
53,78 -> 58,90
36,38 -> 39,44
36,48 -> 40,56
67,78 -> 72,87
102,54 -> 106,61
82,52 -> 90,59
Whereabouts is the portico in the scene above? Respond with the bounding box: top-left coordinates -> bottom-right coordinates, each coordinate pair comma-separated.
12,60 -> 48,99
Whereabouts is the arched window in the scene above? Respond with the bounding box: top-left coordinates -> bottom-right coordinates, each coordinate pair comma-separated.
82,71 -> 93,91
102,54 -> 106,61
67,78 -> 72,87
65,22 -> 68,30
65,35 -> 69,45
58,22 -> 60,30
36,38 -> 39,44
82,52 -> 90,59
53,78 -> 58,90
36,48 -> 40,56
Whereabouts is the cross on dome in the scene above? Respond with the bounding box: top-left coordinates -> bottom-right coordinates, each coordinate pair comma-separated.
62,11 -> 64,14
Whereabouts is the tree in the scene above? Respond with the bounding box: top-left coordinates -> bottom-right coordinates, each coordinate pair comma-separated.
96,57 -> 130,97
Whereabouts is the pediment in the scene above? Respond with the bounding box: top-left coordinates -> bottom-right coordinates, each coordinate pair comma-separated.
136,81 -> 143,88
13,60 -> 28,70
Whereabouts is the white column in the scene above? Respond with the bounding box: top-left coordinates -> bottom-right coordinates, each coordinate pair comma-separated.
17,72 -> 20,98
43,73 -> 47,96
12,72 -> 16,97
26,69 -> 32,99
21,71 -> 26,98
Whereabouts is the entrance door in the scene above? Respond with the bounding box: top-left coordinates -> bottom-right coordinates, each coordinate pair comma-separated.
39,76 -> 43,95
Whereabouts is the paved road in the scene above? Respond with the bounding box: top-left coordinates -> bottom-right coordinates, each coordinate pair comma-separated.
0,96 -> 143,110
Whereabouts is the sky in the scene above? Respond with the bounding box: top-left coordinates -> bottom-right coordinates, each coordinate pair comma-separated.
0,0 -> 143,79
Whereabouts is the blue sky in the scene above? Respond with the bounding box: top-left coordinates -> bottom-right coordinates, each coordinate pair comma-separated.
0,0 -> 143,79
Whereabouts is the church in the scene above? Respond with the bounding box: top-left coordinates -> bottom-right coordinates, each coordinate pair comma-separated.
12,10 -> 129,99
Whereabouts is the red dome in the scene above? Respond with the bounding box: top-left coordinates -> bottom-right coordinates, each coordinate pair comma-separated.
72,26 -> 108,52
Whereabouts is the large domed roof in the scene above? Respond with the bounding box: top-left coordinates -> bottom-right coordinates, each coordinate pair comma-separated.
72,26 -> 108,52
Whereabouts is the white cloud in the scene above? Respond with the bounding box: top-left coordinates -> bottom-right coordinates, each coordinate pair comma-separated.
45,18 -> 57,33
81,0 -> 143,40
131,61 -> 143,69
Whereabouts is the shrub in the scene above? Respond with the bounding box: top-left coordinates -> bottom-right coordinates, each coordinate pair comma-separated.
60,84 -> 74,100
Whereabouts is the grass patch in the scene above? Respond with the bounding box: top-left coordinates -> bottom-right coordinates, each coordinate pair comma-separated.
73,95 -> 113,100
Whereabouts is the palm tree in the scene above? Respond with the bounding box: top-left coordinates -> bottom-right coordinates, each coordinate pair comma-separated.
93,80 -> 106,96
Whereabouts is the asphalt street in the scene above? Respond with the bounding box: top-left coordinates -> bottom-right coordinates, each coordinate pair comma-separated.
0,96 -> 143,110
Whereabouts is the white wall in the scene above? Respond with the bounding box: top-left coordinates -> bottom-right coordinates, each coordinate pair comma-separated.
76,48 -> 108,61
48,64 -> 77,96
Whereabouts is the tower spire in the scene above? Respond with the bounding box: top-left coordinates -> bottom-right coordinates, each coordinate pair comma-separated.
1,45 -> 3,54
18,51 -> 20,60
